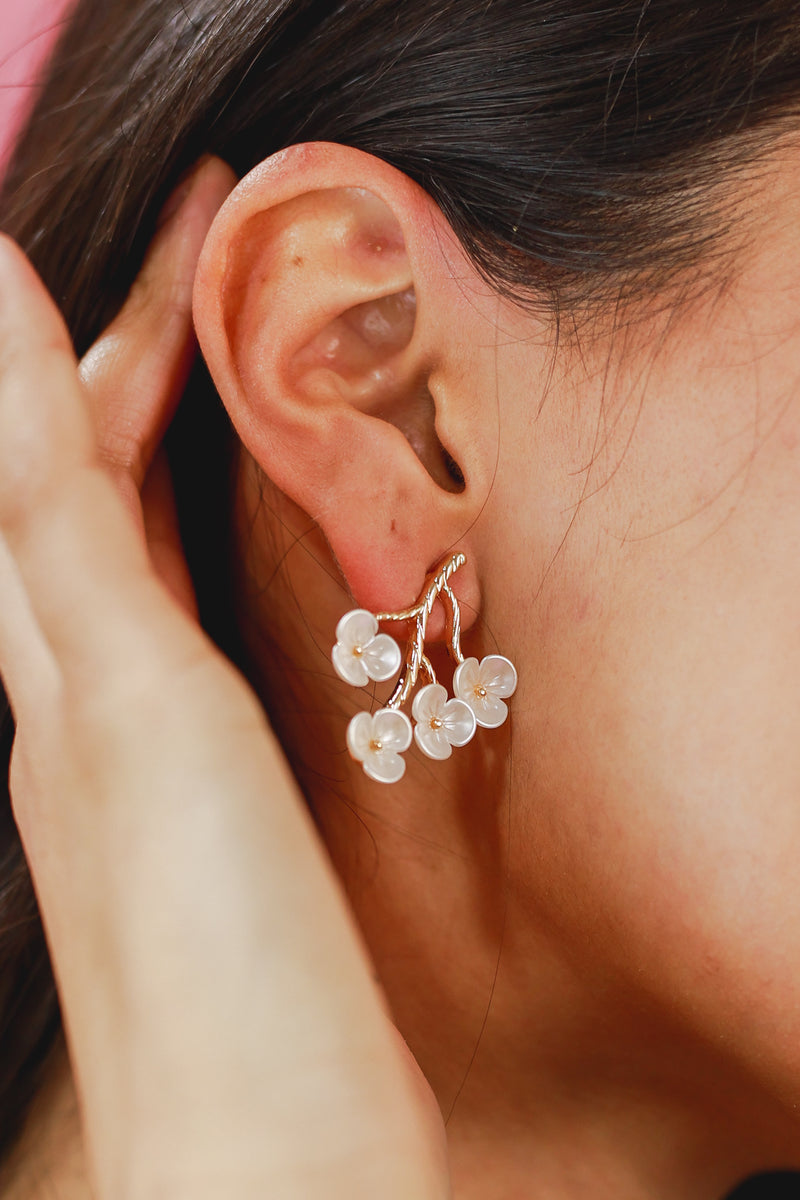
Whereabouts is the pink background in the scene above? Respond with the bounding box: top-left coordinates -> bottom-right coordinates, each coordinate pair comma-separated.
0,0 -> 72,170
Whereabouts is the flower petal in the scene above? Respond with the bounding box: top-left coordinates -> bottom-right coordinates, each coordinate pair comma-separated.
441,698 -> 477,746
372,708 -> 413,752
335,609 -> 378,650
414,722 -> 452,760
363,750 -> 406,784
473,693 -> 508,729
361,632 -> 402,682
453,658 -> 480,700
412,683 -> 447,725
479,655 -> 518,699
346,712 -> 375,761
332,642 -> 370,686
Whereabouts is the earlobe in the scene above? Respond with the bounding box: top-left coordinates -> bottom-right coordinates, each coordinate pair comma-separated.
192,142 -> 481,621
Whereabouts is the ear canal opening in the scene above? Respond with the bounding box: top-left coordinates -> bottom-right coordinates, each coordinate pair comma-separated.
370,372 -> 466,495
442,447 -> 466,490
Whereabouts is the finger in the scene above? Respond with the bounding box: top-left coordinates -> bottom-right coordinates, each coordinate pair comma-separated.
141,448 -> 198,617
0,236 -> 94,716
79,157 -> 235,494
0,237 -> 201,685
0,533 -> 59,725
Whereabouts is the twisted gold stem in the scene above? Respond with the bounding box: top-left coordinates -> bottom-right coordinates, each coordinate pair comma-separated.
375,553 -> 466,710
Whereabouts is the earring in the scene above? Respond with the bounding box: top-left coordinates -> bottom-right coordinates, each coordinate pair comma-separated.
331,553 -> 517,783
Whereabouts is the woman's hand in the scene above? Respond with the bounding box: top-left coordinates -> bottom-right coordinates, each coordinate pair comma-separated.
0,161 -> 448,1200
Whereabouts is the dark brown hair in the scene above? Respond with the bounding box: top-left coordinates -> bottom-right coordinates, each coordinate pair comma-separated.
1,0 -> 799,1166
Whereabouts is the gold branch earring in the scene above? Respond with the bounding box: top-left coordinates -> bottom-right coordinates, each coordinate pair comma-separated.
331,553 -> 517,783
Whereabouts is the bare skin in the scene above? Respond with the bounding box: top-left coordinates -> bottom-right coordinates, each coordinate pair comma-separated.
4,134 -> 800,1199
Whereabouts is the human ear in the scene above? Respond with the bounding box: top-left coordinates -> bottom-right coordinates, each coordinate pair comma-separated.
192,142 -> 491,622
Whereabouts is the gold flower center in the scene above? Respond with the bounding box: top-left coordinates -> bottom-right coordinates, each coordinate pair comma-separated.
370,739 -> 383,753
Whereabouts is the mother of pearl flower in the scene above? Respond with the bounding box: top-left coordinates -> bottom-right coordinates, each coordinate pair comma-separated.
453,655 -> 518,728
347,709 -> 413,783
332,609 -> 402,687
412,683 -> 476,760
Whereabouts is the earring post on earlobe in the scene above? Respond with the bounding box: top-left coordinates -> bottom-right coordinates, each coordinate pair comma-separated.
331,552 -> 517,783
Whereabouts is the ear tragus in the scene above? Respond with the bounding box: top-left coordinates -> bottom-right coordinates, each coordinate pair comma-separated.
368,376 -> 466,494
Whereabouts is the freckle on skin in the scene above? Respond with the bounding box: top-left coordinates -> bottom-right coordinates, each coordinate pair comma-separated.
293,255 -> 303,267
390,519 -> 397,534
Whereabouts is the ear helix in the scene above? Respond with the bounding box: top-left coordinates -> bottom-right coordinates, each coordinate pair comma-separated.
331,554 -> 517,783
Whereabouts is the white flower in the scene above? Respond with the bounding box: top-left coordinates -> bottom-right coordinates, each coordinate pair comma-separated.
453,655 -> 517,728
331,609 -> 402,687
347,708 -> 413,783
412,683 -> 476,760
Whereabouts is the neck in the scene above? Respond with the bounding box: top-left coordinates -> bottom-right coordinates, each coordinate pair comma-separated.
313,775 -> 800,1199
